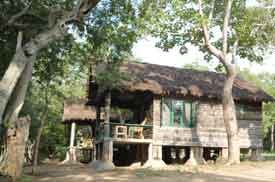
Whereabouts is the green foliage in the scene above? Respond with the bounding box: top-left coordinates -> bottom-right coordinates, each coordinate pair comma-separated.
0,0 -> 148,160
143,0 -> 275,67
239,68 -> 275,136
16,175 -> 33,182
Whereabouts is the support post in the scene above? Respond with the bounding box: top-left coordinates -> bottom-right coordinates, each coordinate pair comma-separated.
103,140 -> 113,161
152,145 -> 162,160
62,121 -> 77,164
143,98 -> 166,168
95,106 -> 101,139
104,91 -> 111,138
89,91 -> 115,171
185,147 -> 205,166
250,148 -> 263,161
148,143 -> 153,161
217,148 -> 228,162
69,122 -> 77,161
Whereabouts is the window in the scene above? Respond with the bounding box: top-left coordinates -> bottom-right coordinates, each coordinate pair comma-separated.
161,98 -> 197,128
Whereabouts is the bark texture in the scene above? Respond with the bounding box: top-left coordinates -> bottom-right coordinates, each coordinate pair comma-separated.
222,63 -> 240,164
198,0 -> 240,164
271,124 -> 274,151
0,117 -> 31,180
0,60 -> 33,178
0,0 -> 100,177
0,0 -> 101,125
0,32 -> 30,126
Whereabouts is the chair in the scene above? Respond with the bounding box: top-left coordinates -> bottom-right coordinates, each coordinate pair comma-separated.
114,125 -> 127,139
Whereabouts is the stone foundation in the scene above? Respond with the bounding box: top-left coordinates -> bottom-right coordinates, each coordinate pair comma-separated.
185,147 -> 206,166
250,148 -> 264,161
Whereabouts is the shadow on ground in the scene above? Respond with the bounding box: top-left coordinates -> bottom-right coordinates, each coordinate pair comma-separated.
24,162 -> 275,182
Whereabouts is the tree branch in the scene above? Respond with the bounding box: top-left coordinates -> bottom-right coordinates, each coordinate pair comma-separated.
70,0 -> 100,22
7,2 -> 32,26
16,32 -> 23,52
222,0 -> 233,55
0,0 -> 101,125
208,0 -> 215,26
198,0 -> 224,62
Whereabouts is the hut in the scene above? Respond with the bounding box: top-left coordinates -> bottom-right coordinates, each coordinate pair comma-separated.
62,99 -> 97,163
63,61 -> 273,166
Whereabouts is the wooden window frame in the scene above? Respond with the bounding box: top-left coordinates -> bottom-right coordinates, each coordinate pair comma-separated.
161,97 -> 196,128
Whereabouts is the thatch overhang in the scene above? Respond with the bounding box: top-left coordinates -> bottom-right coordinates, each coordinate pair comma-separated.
62,99 -> 97,124
112,62 -> 273,104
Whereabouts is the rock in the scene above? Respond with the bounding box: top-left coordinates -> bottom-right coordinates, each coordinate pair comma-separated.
143,160 -> 167,169
130,162 -> 142,168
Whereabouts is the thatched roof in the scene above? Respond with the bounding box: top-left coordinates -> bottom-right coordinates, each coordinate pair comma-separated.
117,62 -> 273,103
63,99 -> 96,123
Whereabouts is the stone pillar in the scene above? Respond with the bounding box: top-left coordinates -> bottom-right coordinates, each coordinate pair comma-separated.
90,91 -> 115,170
217,148 -> 228,162
70,122 -> 76,149
69,122 -> 77,161
152,145 -> 162,160
95,106 -> 101,139
250,148 -> 263,161
104,92 -> 111,138
103,140 -> 113,161
152,98 -> 161,131
185,147 -> 205,166
148,143 -> 153,161
62,122 -> 77,164
144,144 -> 166,168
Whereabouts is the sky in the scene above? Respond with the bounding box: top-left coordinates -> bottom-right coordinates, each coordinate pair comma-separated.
132,0 -> 275,74
132,37 -> 275,74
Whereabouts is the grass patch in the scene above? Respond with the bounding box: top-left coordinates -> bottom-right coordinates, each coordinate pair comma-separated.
17,175 -> 33,182
262,152 -> 275,161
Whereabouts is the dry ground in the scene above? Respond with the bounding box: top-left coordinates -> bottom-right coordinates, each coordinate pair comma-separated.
23,161 -> 275,182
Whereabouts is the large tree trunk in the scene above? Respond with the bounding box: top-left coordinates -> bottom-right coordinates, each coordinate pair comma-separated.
3,61 -> 34,126
222,66 -> 240,165
271,124 -> 274,151
0,23 -> 66,125
0,33 -> 31,126
0,0 -> 100,178
0,117 -> 31,180
0,0 -> 101,125
0,60 -> 33,178
198,0 -> 240,165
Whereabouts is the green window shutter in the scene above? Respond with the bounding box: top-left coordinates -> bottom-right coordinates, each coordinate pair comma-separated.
181,101 -> 185,127
190,102 -> 197,128
189,102 -> 193,128
170,100 -> 174,126
161,97 -> 164,126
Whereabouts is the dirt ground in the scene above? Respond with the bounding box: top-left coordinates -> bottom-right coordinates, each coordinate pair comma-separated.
24,161 -> 275,182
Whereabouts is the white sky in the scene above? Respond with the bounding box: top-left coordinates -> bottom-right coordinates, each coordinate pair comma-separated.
132,0 -> 275,74
132,37 -> 275,74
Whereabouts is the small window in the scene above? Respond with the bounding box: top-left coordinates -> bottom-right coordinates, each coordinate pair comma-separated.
161,98 -> 197,128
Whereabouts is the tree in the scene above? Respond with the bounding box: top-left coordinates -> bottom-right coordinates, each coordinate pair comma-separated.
0,0 -> 147,178
144,0 -> 275,164
0,1 -> 101,177
239,69 -> 275,151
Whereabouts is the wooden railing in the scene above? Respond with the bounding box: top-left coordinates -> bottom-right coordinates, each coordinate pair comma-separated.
110,122 -> 153,139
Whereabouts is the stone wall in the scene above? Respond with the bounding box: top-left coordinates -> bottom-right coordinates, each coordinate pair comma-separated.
152,98 -> 263,149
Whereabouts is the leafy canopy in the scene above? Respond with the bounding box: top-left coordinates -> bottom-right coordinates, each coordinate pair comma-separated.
142,0 -> 275,66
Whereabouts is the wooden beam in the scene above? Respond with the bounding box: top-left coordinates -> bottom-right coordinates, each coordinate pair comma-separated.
70,122 -> 76,148
104,91 -> 111,138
